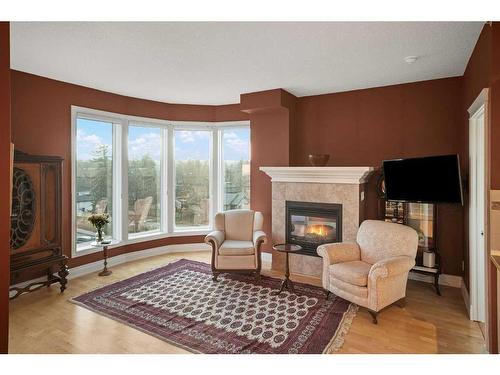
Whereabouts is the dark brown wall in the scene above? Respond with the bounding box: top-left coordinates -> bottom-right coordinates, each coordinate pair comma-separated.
10,71 -> 248,268
490,23 -> 500,189
488,22 -> 500,353
461,24 -> 492,290
292,78 -> 465,276
0,22 -> 11,354
241,89 -> 294,251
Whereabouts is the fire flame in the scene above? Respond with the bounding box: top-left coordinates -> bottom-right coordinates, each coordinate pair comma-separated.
306,224 -> 329,237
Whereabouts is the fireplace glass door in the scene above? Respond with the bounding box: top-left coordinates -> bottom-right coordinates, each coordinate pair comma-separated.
286,201 -> 342,256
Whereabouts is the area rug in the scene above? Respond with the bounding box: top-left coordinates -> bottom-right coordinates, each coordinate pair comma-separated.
71,259 -> 357,354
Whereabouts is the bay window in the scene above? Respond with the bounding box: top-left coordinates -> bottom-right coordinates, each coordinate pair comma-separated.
221,128 -> 250,211
174,130 -> 211,229
71,106 -> 250,256
128,125 -> 163,237
74,117 -> 117,247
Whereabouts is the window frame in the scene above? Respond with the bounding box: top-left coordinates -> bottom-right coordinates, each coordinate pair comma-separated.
71,106 -> 250,258
218,125 -> 252,212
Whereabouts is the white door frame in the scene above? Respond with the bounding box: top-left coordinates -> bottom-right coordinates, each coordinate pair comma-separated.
468,88 -> 489,322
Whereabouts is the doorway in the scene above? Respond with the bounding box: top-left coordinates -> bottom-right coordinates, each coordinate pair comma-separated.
468,93 -> 488,323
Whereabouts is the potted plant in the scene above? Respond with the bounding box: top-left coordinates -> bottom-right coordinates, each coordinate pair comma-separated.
87,213 -> 110,243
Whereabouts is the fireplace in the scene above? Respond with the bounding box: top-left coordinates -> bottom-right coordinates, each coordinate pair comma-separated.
286,201 -> 342,256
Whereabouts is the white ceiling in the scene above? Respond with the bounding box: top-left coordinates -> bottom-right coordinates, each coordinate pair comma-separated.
10,22 -> 483,105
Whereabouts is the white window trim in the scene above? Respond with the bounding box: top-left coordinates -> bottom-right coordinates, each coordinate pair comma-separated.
71,105 -> 250,258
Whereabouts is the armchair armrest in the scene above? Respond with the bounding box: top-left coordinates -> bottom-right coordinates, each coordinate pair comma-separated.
253,230 -> 267,247
317,242 -> 360,265
369,256 -> 415,279
204,230 -> 225,249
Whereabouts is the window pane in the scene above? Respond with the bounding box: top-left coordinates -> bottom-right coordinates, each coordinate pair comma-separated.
174,130 -> 210,228
75,118 -> 113,247
222,128 -> 250,210
128,126 -> 161,236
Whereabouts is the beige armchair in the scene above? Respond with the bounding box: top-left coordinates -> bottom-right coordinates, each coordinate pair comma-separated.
317,220 -> 418,324
205,209 -> 267,281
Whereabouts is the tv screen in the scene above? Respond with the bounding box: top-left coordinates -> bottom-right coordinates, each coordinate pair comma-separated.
383,154 -> 463,204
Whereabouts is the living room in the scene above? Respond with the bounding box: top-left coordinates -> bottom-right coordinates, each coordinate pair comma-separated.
1,1 -> 500,371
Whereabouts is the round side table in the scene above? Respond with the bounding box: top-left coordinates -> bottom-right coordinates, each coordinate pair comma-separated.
91,240 -> 119,276
273,243 -> 302,295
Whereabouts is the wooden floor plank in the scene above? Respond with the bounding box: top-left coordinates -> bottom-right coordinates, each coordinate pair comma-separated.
8,251 -> 486,354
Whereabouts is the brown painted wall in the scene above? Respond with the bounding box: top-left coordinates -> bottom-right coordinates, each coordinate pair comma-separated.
241,89 -> 293,251
488,22 -> 500,353
0,22 -> 11,354
10,71 -> 248,268
462,25 -> 492,290
490,23 -> 500,189
292,77 -> 465,276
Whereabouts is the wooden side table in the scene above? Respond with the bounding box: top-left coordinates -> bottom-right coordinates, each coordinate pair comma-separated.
91,240 -> 119,276
273,243 -> 302,295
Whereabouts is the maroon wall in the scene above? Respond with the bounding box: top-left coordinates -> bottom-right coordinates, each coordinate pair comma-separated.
10,71 -> 248,268
488,22 -> 500,353
461,24 -> 492,290
292,77 -> 465,276
241,89 -> 295,251
0,22 -> 11,354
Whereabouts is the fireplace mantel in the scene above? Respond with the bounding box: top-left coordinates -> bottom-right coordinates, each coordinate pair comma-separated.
259,166 -> 374,184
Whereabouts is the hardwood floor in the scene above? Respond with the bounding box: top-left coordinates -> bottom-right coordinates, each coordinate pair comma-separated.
8,250 -> 486,354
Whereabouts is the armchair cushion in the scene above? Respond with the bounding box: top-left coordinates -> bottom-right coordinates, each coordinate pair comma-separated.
224,210 -> 255,241
218,240 -> 255,256
317,242 -> 361,265
205,230 -> 225,249
330,260 -> 372,287
369,256 -> 415,280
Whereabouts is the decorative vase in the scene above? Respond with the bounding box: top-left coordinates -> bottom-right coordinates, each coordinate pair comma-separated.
96,228 -> 104,243
308,154 -> 330,167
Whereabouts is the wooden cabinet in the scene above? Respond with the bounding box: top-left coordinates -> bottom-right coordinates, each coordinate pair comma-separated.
9,150 -> 68,299
380,200 -> 441,294
377,173 -> 441,294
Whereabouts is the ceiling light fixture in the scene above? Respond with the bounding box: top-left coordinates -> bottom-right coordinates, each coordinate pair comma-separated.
404,56 -> 419,64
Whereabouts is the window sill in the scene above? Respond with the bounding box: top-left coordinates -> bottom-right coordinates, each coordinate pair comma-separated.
72,230 -> 211,258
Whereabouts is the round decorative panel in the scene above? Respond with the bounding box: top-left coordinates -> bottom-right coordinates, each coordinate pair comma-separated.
10,167 -> 36,249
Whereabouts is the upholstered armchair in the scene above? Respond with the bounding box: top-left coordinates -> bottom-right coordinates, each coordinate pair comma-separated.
205,210 -> 267,281
317,220 -> 418,324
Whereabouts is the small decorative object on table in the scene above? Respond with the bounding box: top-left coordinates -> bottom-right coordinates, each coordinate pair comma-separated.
273,243 -> 302,295
87,213 -> 109,243
91,239 -> 119,276
308,154 -> 330,166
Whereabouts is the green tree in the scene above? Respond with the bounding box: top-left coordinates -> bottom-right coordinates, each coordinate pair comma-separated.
90,144 -> 111,212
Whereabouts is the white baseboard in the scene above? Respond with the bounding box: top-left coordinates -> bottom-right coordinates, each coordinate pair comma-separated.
408,271 -> 462,288
9,242 -> 211,298
461,282 -> 471,318
261,252 -> 272,263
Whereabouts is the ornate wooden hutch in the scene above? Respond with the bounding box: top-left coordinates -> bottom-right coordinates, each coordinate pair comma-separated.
9,150 -> 68,299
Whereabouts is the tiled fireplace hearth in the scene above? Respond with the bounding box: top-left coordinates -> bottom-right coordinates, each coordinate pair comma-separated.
260,167 -> 374,278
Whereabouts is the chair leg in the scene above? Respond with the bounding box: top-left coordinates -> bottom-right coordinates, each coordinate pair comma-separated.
368,309 -> 378,324
212,272 -> 219,281
324,289 -> 331,300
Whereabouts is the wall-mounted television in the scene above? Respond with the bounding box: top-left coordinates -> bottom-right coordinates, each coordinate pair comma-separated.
382,154 -> 463,204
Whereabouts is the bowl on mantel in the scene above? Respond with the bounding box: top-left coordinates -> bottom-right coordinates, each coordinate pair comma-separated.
308,154 -> 330,167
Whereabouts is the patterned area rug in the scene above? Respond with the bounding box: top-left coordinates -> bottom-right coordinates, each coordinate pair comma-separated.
71,259 -> 357,354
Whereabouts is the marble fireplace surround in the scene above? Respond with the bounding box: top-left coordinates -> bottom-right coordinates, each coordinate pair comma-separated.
260,167 -> 374,278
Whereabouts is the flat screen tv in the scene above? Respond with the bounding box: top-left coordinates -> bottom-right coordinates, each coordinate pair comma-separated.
383,154 -> 463,204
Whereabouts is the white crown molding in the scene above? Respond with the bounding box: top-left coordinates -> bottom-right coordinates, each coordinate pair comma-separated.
259,167 -> 374,184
